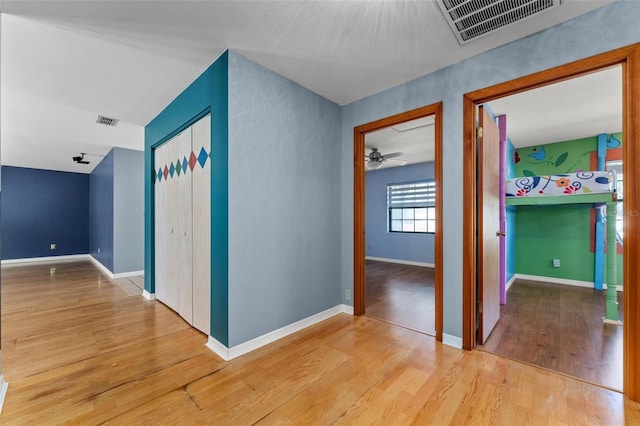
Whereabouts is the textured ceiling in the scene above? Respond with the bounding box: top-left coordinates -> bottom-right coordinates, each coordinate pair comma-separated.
0,0 -> 615,172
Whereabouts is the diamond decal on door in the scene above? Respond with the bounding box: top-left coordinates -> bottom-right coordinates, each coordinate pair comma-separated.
189,151 -> 198,171
152,169 -> 157,184
176,158 -> 182,176
197,147 -> 208,168
158,168 -> 163,182
163,165 -> 169,180
169,162 -> 175,178
182,156 -> 188,175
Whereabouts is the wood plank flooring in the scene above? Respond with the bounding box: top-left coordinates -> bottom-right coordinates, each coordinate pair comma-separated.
2,260 -> 639,424
481,279 -> 624,391
365,260 -> 435,335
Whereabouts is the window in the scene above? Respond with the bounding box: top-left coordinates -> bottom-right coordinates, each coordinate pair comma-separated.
387,180 -> 436,233
606,160 -> 623,240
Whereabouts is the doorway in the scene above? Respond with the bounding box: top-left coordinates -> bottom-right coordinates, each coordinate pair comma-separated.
354,103 -> 443,341
477,67 -> 624,390
462,43 -> 640,400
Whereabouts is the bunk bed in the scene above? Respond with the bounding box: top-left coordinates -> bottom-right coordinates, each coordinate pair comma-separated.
505,170 -> 621,323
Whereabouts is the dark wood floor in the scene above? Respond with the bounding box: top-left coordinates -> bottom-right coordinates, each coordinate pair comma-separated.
481,279 -> 623,390
365,260 -> 435,335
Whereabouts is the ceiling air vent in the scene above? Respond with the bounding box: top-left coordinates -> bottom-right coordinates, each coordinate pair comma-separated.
96,115 -> 119,127
437,0 -> 561,44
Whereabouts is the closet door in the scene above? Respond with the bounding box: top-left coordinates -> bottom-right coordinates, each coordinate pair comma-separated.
177,128 -> 194,324
191,114 -> 211,334
154,141 -> 169,304
164,134 -> 181,313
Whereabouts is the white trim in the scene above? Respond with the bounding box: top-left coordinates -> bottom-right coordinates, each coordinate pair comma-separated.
142,290 -> 156,301
204,305 -> 347,361
505,274 -> 517,292
89,256 -> 142,279
205,336 -> 230,361
341,304 -> 354,315
602,318 -> 623,326
514,274 -> 623,291
112,269 -> 144,279
0,375 -> 8,414
366,256 -> 434,268
1,254 -> 89,265
442,333 -> 463,349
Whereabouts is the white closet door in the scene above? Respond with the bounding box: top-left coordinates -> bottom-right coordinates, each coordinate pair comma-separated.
164,133 -> 181,313
191,114 -> 211,335
177,128 -> 194,324
154,141 -> 169,304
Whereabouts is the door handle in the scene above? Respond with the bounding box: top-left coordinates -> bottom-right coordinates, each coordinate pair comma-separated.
496,231 -> 506,237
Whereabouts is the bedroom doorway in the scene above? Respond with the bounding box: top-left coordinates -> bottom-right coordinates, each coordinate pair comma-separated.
478,66 -> 624,390
462,43 -> 640,400
353,103 -> 443,342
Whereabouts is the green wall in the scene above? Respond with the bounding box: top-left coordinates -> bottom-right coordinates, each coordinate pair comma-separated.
513,133 -> 623,286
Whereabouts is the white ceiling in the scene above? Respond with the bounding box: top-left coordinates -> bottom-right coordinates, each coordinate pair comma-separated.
0,0 -> 615,173
488,66 -> 622,148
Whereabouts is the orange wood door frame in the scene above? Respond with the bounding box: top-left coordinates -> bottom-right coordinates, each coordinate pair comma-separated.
353,103 -> 443,342
462,43 -> 640,401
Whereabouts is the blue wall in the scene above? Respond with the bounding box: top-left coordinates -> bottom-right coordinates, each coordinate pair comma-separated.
1,166 -> 89,259
145,51 -> 229,345
227,51 -> 342,346
365,162 -> 435,264
113,148 -> 144,274
340,1 -> 640,341
89,150 -> 114,271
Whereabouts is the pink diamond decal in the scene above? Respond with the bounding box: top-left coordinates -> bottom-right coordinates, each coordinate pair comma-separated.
189,151 -> 198,171
163,165 -> 169,179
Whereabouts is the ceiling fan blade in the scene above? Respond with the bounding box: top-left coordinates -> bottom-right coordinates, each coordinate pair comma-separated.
383,152 -> 404,159
385,159 -> 408,165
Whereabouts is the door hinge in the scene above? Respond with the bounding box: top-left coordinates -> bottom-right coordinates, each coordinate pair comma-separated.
477,301 -> 483,313
476,126 -> 483,139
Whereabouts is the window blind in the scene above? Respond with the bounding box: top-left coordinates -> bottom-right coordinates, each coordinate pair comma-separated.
387,180 -> 436,209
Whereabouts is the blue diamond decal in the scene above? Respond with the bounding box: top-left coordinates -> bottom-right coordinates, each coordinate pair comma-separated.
198,147 -> 208,168
169,162 -> 175,177
182,156 -> 188,174
157,168 -> 163,182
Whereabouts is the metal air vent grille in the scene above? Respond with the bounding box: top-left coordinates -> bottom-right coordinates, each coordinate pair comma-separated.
96,115 -> 119,127
437,0 -> 561,44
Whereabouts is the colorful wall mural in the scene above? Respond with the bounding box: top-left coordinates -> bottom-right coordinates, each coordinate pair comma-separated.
512,132 -> 623,286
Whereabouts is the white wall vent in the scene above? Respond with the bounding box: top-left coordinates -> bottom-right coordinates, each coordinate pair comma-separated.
96,115 -> 119,127
437,0 -> 561,44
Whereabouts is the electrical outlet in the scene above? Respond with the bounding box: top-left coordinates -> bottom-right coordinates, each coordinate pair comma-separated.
553,259 -> 561,268
50,243 -> 56,250
345,289 -> 351,300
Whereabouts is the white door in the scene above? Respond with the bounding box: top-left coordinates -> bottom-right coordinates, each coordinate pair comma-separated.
191,114 -> 211,335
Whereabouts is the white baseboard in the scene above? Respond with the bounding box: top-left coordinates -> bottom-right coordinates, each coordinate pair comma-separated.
205,304 -> 349,361
341,304 -> 354,315
1,254 -> 89,265
142,290 -> 156,301
505,274 -> 517,292
366,256 -> 434,268
442,333 -> 463,349
89,256 -> 142,280
514,274 -> 623,291
0,375 -> 8,414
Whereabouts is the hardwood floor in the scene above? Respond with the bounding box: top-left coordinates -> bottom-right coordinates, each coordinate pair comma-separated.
481,279 -> 624,391
365,260 -> 435,335
2,260 -> 639,424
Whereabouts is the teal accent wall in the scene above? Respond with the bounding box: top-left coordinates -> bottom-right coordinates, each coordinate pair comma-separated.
506,139 -> 516,283
145,52 -> 229,345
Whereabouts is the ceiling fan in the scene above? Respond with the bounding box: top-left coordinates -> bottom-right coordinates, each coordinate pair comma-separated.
365,148 -> 407,169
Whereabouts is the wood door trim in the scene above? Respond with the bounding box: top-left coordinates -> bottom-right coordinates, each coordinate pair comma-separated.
462,43 -> 640,401
354,102 -> 443,342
